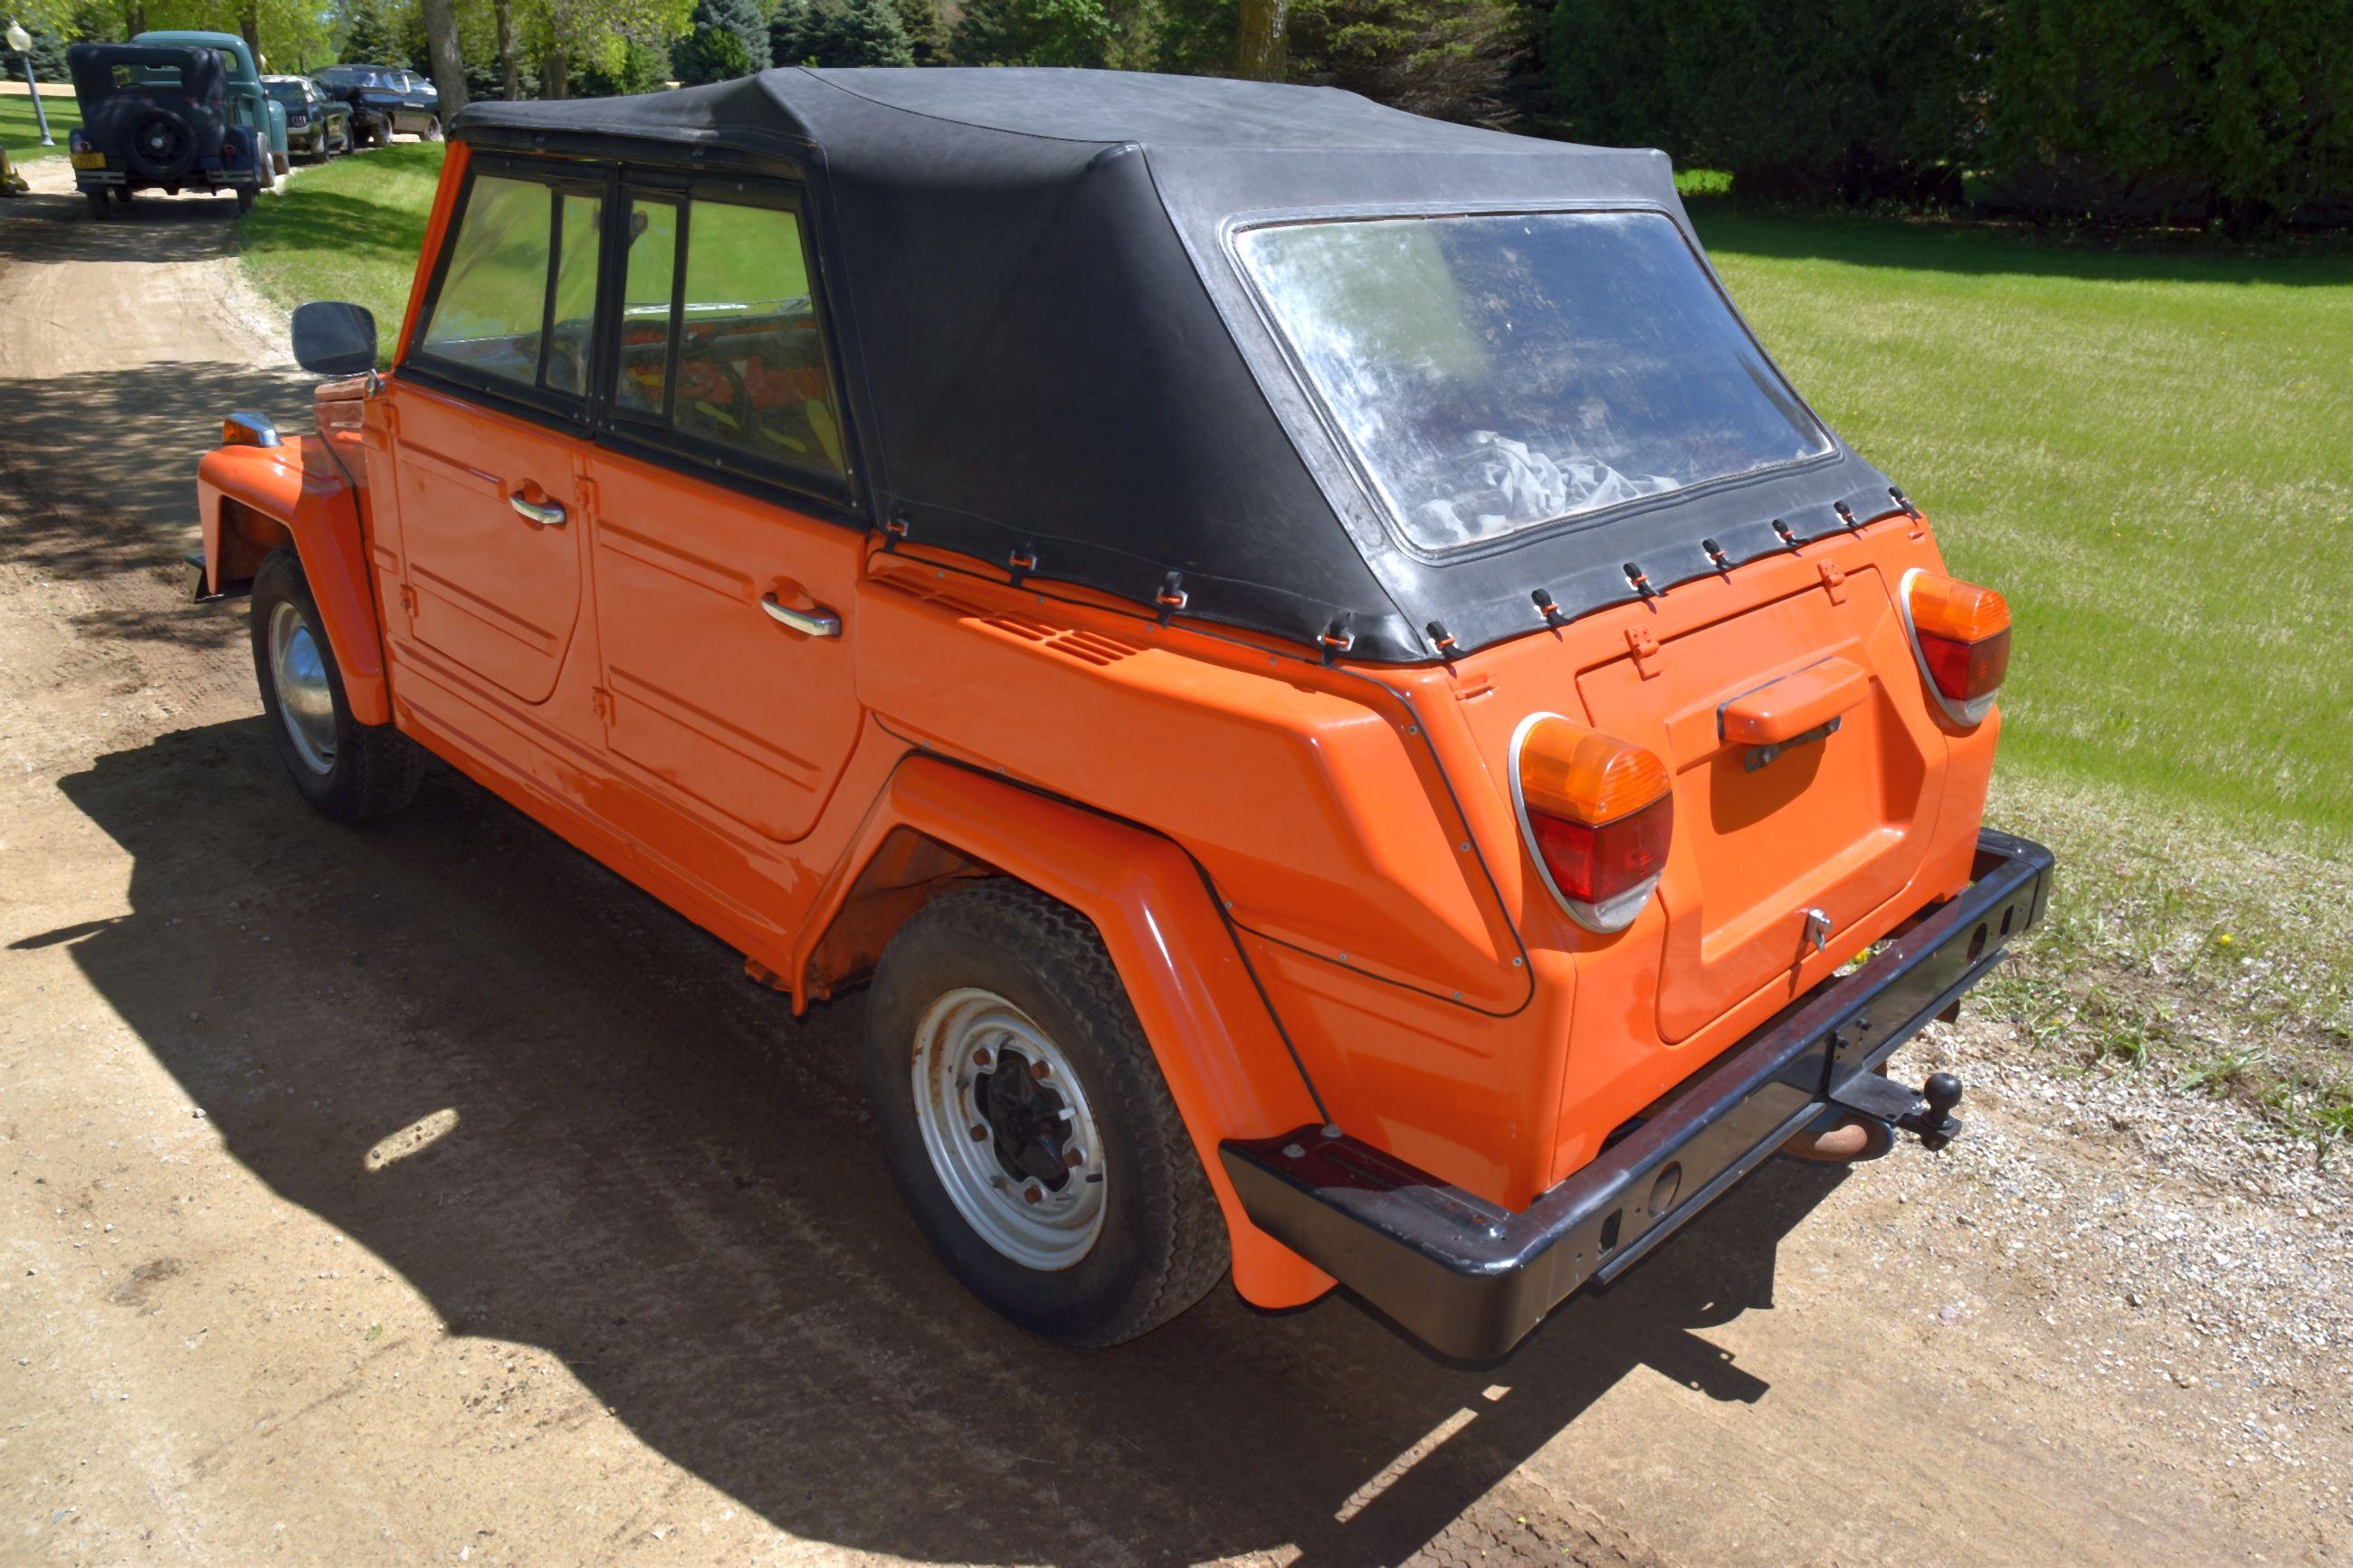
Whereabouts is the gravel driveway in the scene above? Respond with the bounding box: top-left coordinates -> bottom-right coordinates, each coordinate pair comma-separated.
1,168 -> 2347,1566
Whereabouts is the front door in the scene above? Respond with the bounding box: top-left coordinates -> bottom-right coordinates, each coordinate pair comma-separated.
586,180 -> 864,844
389,163 -> 606,706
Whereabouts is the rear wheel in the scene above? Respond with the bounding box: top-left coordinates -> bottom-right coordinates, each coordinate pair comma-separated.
250,549 -> 423,823
865,880 -> 1229,1346
85,189 -> 108,220
421,115 -> 443,141
234,185 -> 254,214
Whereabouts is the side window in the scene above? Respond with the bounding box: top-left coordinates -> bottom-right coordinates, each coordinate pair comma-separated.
605,188 -> 845,492
416,171 -> 604,404
614,196 -> 679,417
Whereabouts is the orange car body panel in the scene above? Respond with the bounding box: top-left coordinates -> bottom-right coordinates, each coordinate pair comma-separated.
207,143 -> 2009,1310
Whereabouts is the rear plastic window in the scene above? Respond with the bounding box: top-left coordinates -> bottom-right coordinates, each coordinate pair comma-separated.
1237,210 -> 1831,552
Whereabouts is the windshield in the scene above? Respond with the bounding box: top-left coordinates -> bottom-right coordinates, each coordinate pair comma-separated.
327,67 -> 386,87
1236,210 -> 1832,552
265,81 -> 305,103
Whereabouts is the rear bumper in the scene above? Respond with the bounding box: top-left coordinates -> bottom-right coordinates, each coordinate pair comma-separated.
1221,829 -> 2053,1360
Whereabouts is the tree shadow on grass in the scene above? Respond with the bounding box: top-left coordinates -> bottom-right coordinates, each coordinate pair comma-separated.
41,714 -> 1857,1566
1687,196 -> 2353,287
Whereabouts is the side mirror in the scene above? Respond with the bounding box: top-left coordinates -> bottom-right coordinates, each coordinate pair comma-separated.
291,299 -> 377,376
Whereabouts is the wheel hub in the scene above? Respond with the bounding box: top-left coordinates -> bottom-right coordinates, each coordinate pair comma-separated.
268,599 -> 338,775
911,988 -> 1107,1270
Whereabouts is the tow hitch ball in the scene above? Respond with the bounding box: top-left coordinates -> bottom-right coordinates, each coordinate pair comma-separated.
1826,1069 -> 1966,1153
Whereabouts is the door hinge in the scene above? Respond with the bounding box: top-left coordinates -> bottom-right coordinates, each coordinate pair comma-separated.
591,685 -> 614,723
396,583 -> 417,617
1625,623 -> 1663,679
576,475 -> 599,518
1817,559 -> 1849,603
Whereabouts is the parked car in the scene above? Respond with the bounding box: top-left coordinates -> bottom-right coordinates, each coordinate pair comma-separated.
193,69 -> 2051,1360
264,74 -> 353,161
313,63 -> 439,141
66,42 -> 267,216
131,28 -> 289,176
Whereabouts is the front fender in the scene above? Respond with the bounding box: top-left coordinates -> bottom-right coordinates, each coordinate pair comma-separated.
198,437 -> 389,725
801,755 -> 1337,1311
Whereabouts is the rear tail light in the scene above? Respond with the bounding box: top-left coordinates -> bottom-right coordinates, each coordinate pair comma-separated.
1899,569 -> 2010,725
1510,714 -> 1672,933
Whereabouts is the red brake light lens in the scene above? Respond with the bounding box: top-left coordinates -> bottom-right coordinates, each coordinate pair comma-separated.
1902,570 -> 2011,724
1511,715 -> 1673,933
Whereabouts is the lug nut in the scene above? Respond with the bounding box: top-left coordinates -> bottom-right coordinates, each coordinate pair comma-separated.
1030,1059 -> 1050,1080
972,1048 -> 993,1068
970,1125 -> 989,1142
1023,1185 -> 1043,1205
1062,1147 -> 1083,1169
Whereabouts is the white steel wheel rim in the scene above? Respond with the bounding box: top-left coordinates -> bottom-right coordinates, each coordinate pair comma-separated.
911,987 -> 1107,1271
268,599 -> 338,776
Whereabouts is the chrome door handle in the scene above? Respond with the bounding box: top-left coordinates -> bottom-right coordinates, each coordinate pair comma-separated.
760,594 -> 842,638
509,490 -> 567,528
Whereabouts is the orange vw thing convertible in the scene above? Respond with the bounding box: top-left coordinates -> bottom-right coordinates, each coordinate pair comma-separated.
194,69 -> 2052,1358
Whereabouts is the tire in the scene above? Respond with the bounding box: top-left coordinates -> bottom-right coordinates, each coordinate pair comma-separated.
249,549 -> 423,824
865,880 -> 1229,1346
421,116 -> 443,142
235,185 -> 254,214
123,107 -> 198,180
85,189 -> 108,220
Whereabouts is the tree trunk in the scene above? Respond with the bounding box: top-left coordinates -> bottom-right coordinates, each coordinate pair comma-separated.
419,0 -> 470,115
543,42 -> 568,100
239,0 -> 259,55
124,0 -> 146,36
493,0 -> 518,98
1236,0 -> 1287,80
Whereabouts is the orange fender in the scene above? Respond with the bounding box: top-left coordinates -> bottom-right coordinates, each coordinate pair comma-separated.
198,437 -> 389,725
802,755 -> 1337,1310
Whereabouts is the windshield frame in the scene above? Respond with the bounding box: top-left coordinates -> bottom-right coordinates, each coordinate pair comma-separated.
1223,200 -> 1842,566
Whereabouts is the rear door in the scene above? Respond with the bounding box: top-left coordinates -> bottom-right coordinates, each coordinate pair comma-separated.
389,159 -> 606,706
585,176 -> 864,844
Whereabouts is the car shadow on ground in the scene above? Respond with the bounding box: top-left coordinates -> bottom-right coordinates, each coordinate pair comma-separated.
0,362 -> 315,651
39,713 -> 1855,1565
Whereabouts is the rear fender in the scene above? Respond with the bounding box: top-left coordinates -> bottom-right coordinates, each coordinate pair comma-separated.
197,437 -> 388,725
801,755 -> 1336,1310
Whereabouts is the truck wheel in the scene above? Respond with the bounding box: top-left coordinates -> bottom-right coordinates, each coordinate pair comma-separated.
85,189 -> 108,220
234,186 -> 254,214
250,549 -> 423,823
865,880 -> 1229,1346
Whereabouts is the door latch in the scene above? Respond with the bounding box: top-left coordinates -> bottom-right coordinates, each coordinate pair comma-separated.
1801,907 -> 1833,954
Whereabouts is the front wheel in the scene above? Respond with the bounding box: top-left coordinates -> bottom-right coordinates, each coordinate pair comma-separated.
421,116 -> 443,142
866,881 -> 1229,1346
250,549 -> 423,823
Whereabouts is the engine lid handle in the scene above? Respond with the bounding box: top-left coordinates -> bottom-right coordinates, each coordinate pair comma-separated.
1719,655 -> 1870,746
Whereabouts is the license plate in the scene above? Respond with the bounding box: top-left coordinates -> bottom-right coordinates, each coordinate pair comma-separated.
71,151 -> 107,170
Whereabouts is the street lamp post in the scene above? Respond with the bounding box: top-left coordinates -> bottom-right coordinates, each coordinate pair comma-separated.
5,19 -> 53,146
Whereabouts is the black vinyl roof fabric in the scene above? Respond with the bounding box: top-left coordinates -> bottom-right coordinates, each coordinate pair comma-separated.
453,70 -> 1900,662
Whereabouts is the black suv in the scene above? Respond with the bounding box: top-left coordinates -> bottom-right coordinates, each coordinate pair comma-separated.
65,42 -> 267,217
314,64 -> 442,143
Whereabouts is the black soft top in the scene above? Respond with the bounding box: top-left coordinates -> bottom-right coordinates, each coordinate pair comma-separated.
69,42 -> 225,106
453,70 -> 1897,662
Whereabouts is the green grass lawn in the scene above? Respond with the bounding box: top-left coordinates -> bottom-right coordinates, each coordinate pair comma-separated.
1689,203 -> 2353,839
240,141 -> 447,347
1,90 -> 82,162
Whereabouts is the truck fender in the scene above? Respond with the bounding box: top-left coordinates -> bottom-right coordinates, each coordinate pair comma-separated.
802,755 -> 1337,1310
198,438 -> 389,726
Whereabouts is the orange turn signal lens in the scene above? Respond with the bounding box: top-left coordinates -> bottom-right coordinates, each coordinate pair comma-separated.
1906,573 -> 2010,645
1901,570 -> 2010,724
1515,717 -> 1669,826
1511,716 -> 1672,933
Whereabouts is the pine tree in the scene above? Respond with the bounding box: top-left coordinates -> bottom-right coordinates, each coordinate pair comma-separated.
672,0 -> 771,84
805,0 -> 913,66
949,0 -> 1111,67
768,0 -> 814,65
338,0 -> 402,62
894,0 -> 941,63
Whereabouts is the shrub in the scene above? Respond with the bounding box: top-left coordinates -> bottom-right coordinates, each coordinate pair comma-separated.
672,0 -> 772,84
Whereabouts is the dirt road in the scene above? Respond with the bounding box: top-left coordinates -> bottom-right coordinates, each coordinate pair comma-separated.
2,172 -> 2346,1567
